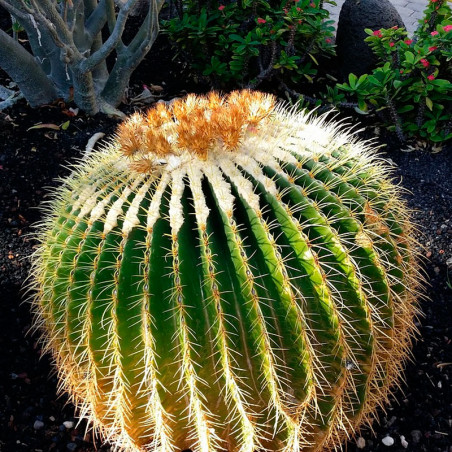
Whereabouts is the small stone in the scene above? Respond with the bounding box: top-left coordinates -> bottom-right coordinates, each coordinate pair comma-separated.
411,430 -> 422,444
356,437 -> 366,449
66,443 -> 77,451
446,257 -> 452,268
49,416 -> 55,422
400,435 -> 408,448
382,436 -> 394,446
426,251 -> 432,258
63,421 -> 74,429
387,415 -> 397,427
438,381 -> 442,388
33,420 -> 44,430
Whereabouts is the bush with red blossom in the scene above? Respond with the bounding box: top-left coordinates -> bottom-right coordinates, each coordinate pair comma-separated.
162,0 -> 335,89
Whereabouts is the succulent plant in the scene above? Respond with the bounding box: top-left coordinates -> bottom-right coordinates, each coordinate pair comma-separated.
30,91 -> 421,452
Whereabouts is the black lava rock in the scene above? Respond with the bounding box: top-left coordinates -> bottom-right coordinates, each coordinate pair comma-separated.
336,0 -> 406,79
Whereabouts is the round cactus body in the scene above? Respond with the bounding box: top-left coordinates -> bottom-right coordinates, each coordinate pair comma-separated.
30,91 -> 421,452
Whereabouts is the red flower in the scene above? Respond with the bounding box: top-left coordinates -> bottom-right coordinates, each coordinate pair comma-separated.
298,19 -> 302,24
404,39 -> 413,45
373,29 -> 383,38
257,18 -> 266,24
431,0 -> 438,2
296,7 -> 301,11
431,30 -> 439,36
325,38 -> 332,43
444,25 -> 452,32
429,45 -> 438,51
283,7 -> 288,13
427,74 -> 435,80
218,4 -> 225,10
310,2 -> 315,7
420,58 -> 430,68
400,69 -> 404,74
389,42 -> 395,47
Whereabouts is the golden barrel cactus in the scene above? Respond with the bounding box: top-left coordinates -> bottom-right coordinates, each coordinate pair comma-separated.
30,91 -> 421,452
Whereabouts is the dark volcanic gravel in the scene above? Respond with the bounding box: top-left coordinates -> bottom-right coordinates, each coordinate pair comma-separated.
0,93 -> 451,452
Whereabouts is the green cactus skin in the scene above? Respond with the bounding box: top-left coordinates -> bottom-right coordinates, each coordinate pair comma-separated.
30,92 -> 421,452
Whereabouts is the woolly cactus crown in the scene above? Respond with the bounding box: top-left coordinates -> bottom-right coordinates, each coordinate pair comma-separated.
30,91 -> 421,452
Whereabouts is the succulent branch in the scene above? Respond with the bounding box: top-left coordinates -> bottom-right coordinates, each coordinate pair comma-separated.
385,93 -> 405,142
416,99 -> 426,128
30,91 -> 422,452
0,28 -> 58,107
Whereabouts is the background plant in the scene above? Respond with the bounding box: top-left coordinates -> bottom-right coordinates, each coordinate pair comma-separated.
163,0 -> 336,89
30,91 -> 421,452
318,0 -> 452,143
0,0 -> 164,115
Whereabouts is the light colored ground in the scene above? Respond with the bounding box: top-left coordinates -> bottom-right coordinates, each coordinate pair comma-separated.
324,0 -> 428,35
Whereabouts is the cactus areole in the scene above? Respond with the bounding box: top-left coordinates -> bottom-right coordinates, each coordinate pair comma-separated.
30,91 -> 421,452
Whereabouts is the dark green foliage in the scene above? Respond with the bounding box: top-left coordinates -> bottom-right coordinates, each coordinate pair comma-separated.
163,0 -> 336,89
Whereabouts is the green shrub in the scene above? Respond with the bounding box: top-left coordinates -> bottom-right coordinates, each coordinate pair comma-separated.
30,91 -> 421,452
332,0 -> 452,142
163,0 -> 335,89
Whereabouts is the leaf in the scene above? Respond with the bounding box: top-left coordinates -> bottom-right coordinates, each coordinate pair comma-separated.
397,105 -> 415,113
308,53 -> 319,65
61,120 -> 70,130
348,73 -> 357,89
429,79 -> 452,89
425,97 -> 433,111
27,123 -> 60,131
354,105 -> 369,115
404,51 -> 414,65
228,34 -> 245,43
358,99 -> 368,112
357,74 -> 368,85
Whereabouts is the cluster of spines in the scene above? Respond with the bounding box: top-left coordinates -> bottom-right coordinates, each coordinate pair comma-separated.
117,90 -> 276,166
28,95 -> 422,452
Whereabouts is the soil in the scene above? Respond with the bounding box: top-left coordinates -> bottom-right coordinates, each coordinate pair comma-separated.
0,27 -> 451,452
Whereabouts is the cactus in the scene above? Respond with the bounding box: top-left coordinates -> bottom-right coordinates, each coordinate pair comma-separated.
30,91 -> 421,452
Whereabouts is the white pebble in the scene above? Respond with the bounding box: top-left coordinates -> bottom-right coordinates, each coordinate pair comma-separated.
49,416 -> 55,422
63,420 -> 74,429
33,420 -> 44,430
356,437 -> 366,449
382,436 -> 395,446
400,435 -> 409,448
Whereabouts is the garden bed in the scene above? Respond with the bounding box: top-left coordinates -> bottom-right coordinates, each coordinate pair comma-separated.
0,33 -> 451,452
